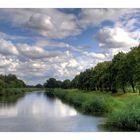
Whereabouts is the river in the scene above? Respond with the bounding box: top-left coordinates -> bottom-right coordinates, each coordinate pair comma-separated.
0,91 -> 105,132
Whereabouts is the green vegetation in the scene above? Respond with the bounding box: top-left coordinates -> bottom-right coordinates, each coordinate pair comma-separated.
52,89 -> 120,116
44,45 -> 140,131
0,88 -> 37,94
0,74 -> 44,96
0,89 -> 26,104
52,88 -> 140,131
44,45 -> 140,94
0,45 -> 139,131
0,74 -> 26,90
0,74 -> 25,96
107,96 -> 140,131
0,87 -> 44,104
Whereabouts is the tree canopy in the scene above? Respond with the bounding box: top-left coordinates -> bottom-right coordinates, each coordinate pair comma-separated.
0,74 -> 26,90
44,45 -> 140,94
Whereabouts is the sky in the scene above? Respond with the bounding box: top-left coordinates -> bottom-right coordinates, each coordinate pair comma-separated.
0,8 -> 139,85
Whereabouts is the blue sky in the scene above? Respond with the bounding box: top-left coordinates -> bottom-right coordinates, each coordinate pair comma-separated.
0,9 -> 139,85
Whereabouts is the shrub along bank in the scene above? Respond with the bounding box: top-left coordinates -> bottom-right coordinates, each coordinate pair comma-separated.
50,88 -> 140,131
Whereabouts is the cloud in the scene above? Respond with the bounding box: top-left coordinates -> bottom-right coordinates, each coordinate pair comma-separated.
114,16 -> 140,42
79,9 -> 139,28
95,26 -> 139,59
12,50 -> 105,85
124,18 -> 138,31
77,45 -> 92,51
0,9 -> 81,39
0,32 -> 109,85
0,9 -> 139,85
83,52 -> 105,59
0,8 -> 139,39
0,55 -> 10,69
0,32 -> 27,41
17,44 -> 48,59
0,54 -> 19,74
35,39 -> 70,49
95,27 -> 138,49
0,38 -> 18,55
17,43 -> 72,60
26,13 -> 54,31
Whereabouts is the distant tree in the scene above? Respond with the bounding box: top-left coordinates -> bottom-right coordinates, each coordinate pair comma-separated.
44,78 -> 57,88
62,79 -> 71,89
43,45 -> 140,94
0,74 -> 26,90
56,80 -> 63,88
35,84 -> 43,88
71,75 -> 79,88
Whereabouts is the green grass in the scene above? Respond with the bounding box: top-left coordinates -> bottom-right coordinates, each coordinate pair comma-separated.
82,95 -> 118,115
51,88 -> 140,131
0,87 -> 44,95
54,89 -> 87,108
0,87 -> 44,104
53,88 -> 120,116
106,96 -> 140,131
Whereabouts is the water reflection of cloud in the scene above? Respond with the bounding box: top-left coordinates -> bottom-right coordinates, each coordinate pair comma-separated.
0,93 -> 77,119
31,97 -> 77,119
53,100 -> 77,117
0,106 -> 18,117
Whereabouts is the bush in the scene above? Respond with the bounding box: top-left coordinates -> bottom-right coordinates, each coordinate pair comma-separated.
107,97 -> 140,131
67,93 -> 87,107
54,89 -> 87,107
82,95 -> 118,115
54,89 -> 119,116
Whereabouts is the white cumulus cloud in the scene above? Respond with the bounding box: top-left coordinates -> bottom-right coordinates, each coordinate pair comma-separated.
0,38 -> 18,55
0,9 -> 81,39
95,27 -> 138,49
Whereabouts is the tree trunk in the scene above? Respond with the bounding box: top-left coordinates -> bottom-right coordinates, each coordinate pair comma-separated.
122,86 -> 126,94
130,81 -> 135,93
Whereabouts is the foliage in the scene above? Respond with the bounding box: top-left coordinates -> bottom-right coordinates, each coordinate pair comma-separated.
54,89 -> 119,116
0,74 -> 42,95
35,84 -> 44,88
107,96 -> 140,131
44,45 -> 140,94
44,78 -> 71,89
0,74 -> 26,90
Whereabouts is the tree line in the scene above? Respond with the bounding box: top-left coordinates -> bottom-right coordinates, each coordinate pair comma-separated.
0,74 -> 26,90
44,45 -> 140,94
0,74 -> 45,90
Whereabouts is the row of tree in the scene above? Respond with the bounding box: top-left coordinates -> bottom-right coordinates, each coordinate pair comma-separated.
44,78 -> 71,89
44,45 -> 140,93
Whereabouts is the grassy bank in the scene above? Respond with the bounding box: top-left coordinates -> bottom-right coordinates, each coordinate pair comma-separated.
52,89 -> 121,116
50,88 -> 140,131
106,96 -> 140,131
0,87 -> 44,95
0,88 -> 44,104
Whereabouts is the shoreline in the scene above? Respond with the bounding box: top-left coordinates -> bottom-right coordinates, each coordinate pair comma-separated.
46,88 -> 140,131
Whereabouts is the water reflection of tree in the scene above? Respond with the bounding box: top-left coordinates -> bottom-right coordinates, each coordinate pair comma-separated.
0,92 -> 26,106
44,90 -> 56,100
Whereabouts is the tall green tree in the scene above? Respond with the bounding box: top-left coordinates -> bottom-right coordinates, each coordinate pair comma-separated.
62,79 -> 71,89
44,78 -> 57,88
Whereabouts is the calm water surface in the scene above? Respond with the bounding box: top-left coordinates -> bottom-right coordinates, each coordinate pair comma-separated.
0,91 -> 105,132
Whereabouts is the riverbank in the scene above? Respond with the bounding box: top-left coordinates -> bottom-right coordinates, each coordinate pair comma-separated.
0,88 -> 44,104
50,88 -> 140,131
0,87 -> 44,95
